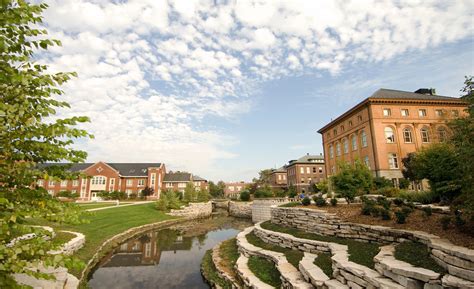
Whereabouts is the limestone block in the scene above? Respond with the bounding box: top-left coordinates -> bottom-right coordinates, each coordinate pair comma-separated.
442,274 -> 474,288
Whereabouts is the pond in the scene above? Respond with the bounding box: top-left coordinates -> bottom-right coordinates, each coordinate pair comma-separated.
88,214 -> 251,289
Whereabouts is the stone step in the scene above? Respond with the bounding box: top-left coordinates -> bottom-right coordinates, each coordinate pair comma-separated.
323,279 -> 349,289
299,252 -> 330,288
235,254 -> 274,289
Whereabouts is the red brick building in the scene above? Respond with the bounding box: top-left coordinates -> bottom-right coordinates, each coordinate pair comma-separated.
269,167 -> 287,189
224,182 -> 251,199
286,154 -> 326,193
162,171 -> 208,193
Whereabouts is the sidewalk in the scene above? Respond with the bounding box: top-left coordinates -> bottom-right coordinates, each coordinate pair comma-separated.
86,201 -> 154,212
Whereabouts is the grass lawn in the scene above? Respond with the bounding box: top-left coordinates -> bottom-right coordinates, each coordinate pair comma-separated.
261,221 -> 380,269
30,203 -> 173,276
218,238 -> 242,284
246,232 -> 304,268
201,250 -> 233,289
313,252 -> 333,277
75,202 -> 131,210
51,231 -> 76,247
248,255 -> 281,288
395,241 -> 446,273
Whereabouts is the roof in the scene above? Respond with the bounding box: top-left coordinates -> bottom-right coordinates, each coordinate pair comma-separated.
287,154 -> 325,166
318,88 -> 467,133
163,171 -> 192,182
37,162 -> 161,176
271,166 -> 287,173
192,175 -> 207,182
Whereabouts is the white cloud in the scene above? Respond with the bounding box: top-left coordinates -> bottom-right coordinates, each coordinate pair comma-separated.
40,0 -> 473,180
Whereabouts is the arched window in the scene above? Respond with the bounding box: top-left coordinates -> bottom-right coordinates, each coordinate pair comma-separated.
437,127 -> 448,142
421,126 -> 431,143
336,142 -> 341,156
384,127 -> 395,143
351,134 -> 358,150
403,127 -> 413,143
361,130 -> 367,147
343,138 -> 349,154
329,144 -> 334,159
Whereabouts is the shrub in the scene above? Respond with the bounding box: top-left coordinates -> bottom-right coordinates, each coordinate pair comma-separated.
331,160 -> 373,203
373,176 -> 393,189
240,190 -> 250,201
396,190 -> 438,204
440,216 -> 451,230
393,198 -> 404,206
361,197 -> 376,216
454,210 -> 466,228
374,187 -> 400,197
313,195 -> 327,207
254,187 -> 274,198
401,206 -> 414,216
399,178 -> 410,189
422,207 -> 432,217
330,198 -> 338,206
301,197 -> 311,206
376,196 -> 391,210
128,193 -> 138,200
395,210 -> 407,224
381,209 -> 391,220
371,206 -> 381,217
156,197 -> 169,212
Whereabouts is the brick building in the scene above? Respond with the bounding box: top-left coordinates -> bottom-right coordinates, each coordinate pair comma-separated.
162,171 -> 208,193
36,162 -> 165,201
318,88 -> 468,188
286,154 -> 326,193
269,167 -> 287,189
224,182 -> 251,199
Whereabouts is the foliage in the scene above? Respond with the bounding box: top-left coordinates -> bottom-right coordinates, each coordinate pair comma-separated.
380,208 -> 391,220
273,187 -> 286,197
331,160 -> 373,203
287,184 -> 297,198
373,177 -> 393,189
310,183 -> 320,193
313,195 -> 327,207
395,242 -> 446,273
440,216 -> 451,230
140,186 -> 154,198
279,202 -> 300,207
248,256 -> 282,287
253,169 -> 273,186
0,1 -> 94,286
209,181 -> 225,198
201,250 -> 233,289
396,190 -> 438,204
253,185 -> 273,198
330,197 -> 337,206
422,207 -> 432,217
183,182 -> 198,203
395,210 -> 407,224
57,190 -> 79,200
316,180 -> 329,195
240,190 -> 250,201
374,187 -> 399,197
301,196 -> 311,206
99,190 -> 127,200
197,188 -> 210,202
398,178 -> 410,190
393,198 -> 404,206
401,153 -> 422,187
156,190 -> 182,212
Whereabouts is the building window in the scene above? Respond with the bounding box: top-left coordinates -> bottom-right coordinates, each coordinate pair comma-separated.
92,176 -> 106,185
384,127 -> 395,143
278,174 -> 282,180
138,179 -> 145,186
126,179 -> 133,186
364,156 -> 370,169
348,120 -> 353,127
318,167 -> 323,173
343,138 -> 349,154
109,178 -> 115,191
437,127 -> 447,142
312,167 -> 316,173
383,108 -> 391,116
333,129 -> 337,136
451,110 -> 459,117
166,183 -> 173,188
60,180 -> 68,187
340,125 -> 345,132
336,142 -> 341,156
421,127 -> 431,143
37,180 -> 44,186
358,115 -> 362,122
306,167 -> 310,174
388,153 -> 399,169
401,109 -> 409,117
150,173 -> 156,186
419,109 -> 427,117
351,135 -> 357,151
48,190 -> 54,195
71,190 -> 77,194
301,178 -> 305,183
361,130 -> 368,147
125,189 -> 132,196
72,180 -> 79,187
283,175 -> 286,180
48,180 -> 55,187
178,183 -> 186,188
300,167 -> 304,174
331,166 -> 335,174
403,127 -> 413,143
435,109 -> 444,117
329,145 -> 334,159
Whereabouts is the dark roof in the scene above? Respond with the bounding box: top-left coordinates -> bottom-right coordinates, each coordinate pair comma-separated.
271,166 -> 287,173
318,88 -> 467,133
287,154 -> 325,166
163,172 -> 192,182
37,162 -> 161,176
192,175 -> 207,181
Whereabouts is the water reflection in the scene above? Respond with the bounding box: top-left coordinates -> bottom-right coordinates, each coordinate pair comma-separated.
88,215 -> 251,289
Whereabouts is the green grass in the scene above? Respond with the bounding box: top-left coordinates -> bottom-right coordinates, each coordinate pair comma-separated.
314,252 -> 333,277
30,203 -> 173,276
219,238 -> 240,269
246,232 -> 304,268
395,241 -> 447,273
201,250 -> 233,289
51,231 -> 76,247
261,221 -> 380,269
279,202 -> 300,207
248,255 -> 282,288
75,202 -> 131,210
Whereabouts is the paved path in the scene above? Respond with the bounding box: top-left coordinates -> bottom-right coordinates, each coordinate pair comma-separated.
85,201 -> 154,212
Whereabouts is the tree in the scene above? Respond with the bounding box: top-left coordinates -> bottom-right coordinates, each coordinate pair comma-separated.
310,183 -> 320,194
240,190 -> 251,201
209,181 -> 225,198
402,153 -> 423,190
287,184 -> 297,198
253,185 -> 273,198
316,180 -> 329,195
373,177 -> 393,190
1,1 -> 92,286
141,186 -> 154,198
183,182 -> 196,203
254,169 -> 272,186
197,188 -> 210,202
331,160 -> 373,203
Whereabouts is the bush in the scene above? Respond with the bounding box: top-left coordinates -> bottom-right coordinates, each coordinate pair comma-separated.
331,160 -> 373,203
401,206 -> 414,216
240,190 -> 250,201
330,198 -> 338,206
381,209 -> 391,220
399,178 -> 410,189
301,197 -> 311,206
440,216 -> 451,230
373,176 -> 393,189
361,197 -> 376,215
396,190 -> 438,204
395,210 -> 407,224
422,207 -> 432,217
374,187 -> 400,197
454,210 -> 466,228
371,206 -> 381,217
128,193 -> 138,200
254,187 -> 274,198
376,196 -> 391,210
156,197 -> 169,211
393,198 -> 404,206
313,195 -> 327,207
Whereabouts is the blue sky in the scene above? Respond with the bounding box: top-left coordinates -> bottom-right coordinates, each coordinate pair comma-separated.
40,0 -> 473,182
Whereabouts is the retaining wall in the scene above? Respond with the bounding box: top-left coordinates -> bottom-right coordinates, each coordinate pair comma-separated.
229,201 -> 252,219
271,206 -> 474,283
251,198 -> 293,223
169,201 -> 213,218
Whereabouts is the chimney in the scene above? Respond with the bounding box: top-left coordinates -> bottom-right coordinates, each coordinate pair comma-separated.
307,153 -> 309,156
415,88 -> 436,95
320,153 -> 322,156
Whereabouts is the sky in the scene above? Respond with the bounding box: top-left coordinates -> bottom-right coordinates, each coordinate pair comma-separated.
39,0 -> 474,182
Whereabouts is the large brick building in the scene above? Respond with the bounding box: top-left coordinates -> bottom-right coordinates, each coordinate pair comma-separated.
224,182 -> 251,199
36,162 -> 207,201
318,88 -> 468,188
269,167 -> 287,189
286,154 -> 326,193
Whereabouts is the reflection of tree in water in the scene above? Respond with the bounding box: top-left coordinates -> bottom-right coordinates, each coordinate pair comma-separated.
155,229 -> 193,252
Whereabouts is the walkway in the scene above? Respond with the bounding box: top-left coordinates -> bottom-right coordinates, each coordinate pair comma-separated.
85,201 -> 154,212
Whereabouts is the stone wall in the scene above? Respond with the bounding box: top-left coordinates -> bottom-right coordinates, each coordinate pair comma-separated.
229,201 -> 252,219
251,198 -> 292,223
49,231 -> 85,256
271,207 -> 474,283
169,201 -> 213,219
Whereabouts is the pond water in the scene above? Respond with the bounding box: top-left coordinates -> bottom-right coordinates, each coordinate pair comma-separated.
88,214 -> 251,289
